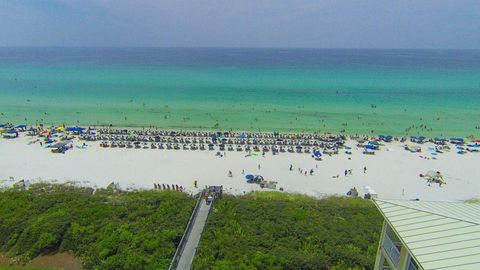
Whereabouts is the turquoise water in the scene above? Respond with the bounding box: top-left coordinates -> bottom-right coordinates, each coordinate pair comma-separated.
1,48 -> 479,137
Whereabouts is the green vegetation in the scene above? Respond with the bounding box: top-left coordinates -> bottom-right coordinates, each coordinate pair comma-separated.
0,183 -> 195,270
0,267 -> 53,270
194,192 -> 383,270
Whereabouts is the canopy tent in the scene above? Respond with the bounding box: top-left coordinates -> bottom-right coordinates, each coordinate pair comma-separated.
65,127 -> 85,133
2,129 -> 18,138
365,144 -> 377,150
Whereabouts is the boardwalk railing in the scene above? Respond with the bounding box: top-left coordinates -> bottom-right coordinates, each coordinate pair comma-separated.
168,191 -> 205,270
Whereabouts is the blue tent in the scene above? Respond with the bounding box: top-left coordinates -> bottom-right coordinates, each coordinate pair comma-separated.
383,135 -> 393,142
365,144 -> 376,150
66,127 -> 85,133
2,129 -> 18,138
16,124 -> 27,129
313,150 -> 322,157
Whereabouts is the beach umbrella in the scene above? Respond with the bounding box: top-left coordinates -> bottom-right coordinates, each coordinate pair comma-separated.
245,174 -> 254,180
296,145 -> 303,149
369,141 -> 380,145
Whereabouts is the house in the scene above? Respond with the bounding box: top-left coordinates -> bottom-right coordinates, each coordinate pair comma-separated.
372,199 -> 480,270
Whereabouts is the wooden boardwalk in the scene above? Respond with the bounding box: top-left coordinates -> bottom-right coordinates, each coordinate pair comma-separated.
175,199 -> 212,269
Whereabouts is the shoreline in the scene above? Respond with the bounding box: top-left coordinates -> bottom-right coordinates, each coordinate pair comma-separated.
2,122 -> 478,140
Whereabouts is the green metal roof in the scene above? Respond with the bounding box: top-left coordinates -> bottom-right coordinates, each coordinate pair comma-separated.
373,199 -> 480,270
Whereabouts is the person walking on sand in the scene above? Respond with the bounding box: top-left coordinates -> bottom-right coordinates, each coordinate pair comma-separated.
228,171 -> 233,177
344,170 -> 348,176
258,164 -> 261,170
242,169 -> 245,175
289,164 -> 293,171
304,171 -> 307,176
310,169 -> 314,176
364,166 -> 367,173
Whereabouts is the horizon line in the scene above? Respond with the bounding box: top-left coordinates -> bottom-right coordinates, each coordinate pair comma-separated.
0,45 -> 479,51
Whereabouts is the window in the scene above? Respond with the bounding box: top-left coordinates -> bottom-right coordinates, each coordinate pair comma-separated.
407,256 -> 419,270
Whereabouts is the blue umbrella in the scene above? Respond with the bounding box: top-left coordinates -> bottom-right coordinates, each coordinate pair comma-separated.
365,144 -> 376,150
245,174 -> 254,180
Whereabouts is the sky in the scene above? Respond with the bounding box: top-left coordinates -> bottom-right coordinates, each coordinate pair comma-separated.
0,0 -> 479,49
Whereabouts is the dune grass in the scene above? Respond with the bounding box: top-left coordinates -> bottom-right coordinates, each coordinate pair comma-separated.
0,183 -> 195,270
194,192 -> 383,270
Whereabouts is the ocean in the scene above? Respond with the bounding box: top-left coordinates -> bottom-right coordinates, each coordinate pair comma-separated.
0,47 -> 479,137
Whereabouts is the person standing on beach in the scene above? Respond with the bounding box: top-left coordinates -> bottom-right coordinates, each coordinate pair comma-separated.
258,164 -> 261,170
344,170 -> 347,176
289,164 -> 293,171
364,166 -> 367,173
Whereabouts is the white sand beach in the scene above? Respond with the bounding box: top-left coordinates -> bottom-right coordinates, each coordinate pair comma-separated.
1,134 -> 479,201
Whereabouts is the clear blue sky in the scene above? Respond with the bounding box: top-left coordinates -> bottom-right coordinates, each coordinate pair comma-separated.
1,0 -> 479,49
